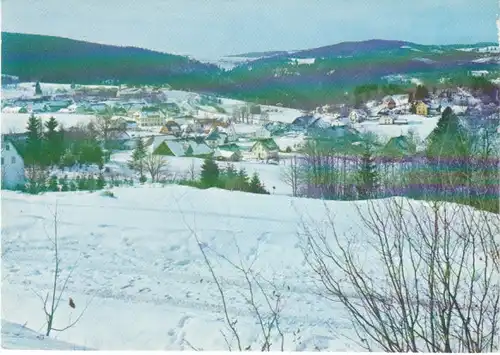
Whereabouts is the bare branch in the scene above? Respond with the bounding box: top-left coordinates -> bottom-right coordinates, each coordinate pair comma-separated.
34,203 -> 92,337
298,198 -> 500,352
144,154 -> 168,183
175,196 -> 286,351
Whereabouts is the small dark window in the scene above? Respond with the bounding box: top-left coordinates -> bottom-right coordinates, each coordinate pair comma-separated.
11,156 -> 15,164
1,158 -> 4,165
5,143 -> 10,151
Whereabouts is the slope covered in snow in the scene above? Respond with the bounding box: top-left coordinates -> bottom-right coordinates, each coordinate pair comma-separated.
2,186 -> 496,350
1,186 -> 360,350
1,320 -> 91,350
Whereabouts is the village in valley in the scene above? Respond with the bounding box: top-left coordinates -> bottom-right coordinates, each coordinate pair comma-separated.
2,1 -> 500,351
2,76 -> 498,196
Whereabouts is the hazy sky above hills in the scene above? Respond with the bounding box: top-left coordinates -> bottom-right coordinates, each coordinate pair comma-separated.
2,0 -> 498,59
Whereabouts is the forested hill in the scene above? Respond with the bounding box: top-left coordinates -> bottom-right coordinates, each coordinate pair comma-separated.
2,32 -> 498,109
1,32 -> 223,90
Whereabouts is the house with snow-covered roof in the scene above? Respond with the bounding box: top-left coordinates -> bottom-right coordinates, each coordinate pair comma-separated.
1,135 -> 25,189
204,128 -> 227,148
153,139 -> 212,158
250,138 -> 279,161
214,144 -> 242,162
133,106 -> 168,128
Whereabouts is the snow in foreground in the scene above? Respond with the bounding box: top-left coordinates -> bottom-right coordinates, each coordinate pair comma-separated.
1,320 -> 90,350
2,186 -> 489,350
1,186 -> 360,350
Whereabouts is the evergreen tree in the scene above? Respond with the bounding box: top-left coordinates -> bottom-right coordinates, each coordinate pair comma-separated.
60,148 -> 77,168
78,141 -> 104,166
47,175 -> 59,192
426,106 -> 471,200
69,180 -> 77,191
249,172 -> 268,194
25,114 -> 43,166
77,175 -> 86,190
87,175 -> 97,191
222,164 -> 238,190
427,107 -> 467,158
225,164 -> 237,179
200,158 -> 220,187
415,85 -> 429,100
35,81 -> 42,96
236,168 -> 250,191
96,173 -> 106,190
59,175 -> 69,192
128,139 -> 147,178
356,143 -> 379,200
249,173 -> 261,193
43,116 -> 64,166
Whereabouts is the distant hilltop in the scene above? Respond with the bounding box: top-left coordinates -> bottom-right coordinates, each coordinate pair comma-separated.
2,32 -> 498,109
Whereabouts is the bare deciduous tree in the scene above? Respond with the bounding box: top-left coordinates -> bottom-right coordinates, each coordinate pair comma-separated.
177,199 -> 285,351
260,111 -> 270,124
33,203 -> 93,337
144,153 -> 168,183
187,159 -> 197,181
299,198 -> 500,352
280,155 -> 302,197
90,108 -> 125,149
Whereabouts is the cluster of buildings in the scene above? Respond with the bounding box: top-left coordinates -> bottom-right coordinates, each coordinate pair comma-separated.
2,82 -> 498,190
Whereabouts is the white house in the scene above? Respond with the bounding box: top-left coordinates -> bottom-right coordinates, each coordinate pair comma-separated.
1,137 -> 25,189
133,107 -> 168,128
250,138 -> 280,161
379,116 -> 395,125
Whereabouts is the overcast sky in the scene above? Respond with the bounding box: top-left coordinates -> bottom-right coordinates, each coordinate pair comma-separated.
2,0 -> 498,59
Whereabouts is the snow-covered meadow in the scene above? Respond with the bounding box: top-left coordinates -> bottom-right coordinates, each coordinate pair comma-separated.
2,186 -> 365,351
2,180 -> 499,351
356,114 -> 440,142
1,320 -> 91,350
109,151 -> 292,195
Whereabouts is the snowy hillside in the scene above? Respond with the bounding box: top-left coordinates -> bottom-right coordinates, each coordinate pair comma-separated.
1,320 -> 91,350
2,186 -> 358,350
1,186 -> 498,350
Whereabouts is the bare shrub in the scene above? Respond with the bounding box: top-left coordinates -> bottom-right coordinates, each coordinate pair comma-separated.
280,155 -> 302,197
299,198 -> 500,352
144,154 -> 168,183
33,203 -> 93,337
177,199 -> 285,351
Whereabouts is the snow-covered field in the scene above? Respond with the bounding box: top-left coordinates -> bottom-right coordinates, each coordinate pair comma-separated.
356,114 -> 439,142
1,113 -> 95,134
262,106 -> 305,124
2,184 -> 498,351
1,320 -> 91,350
110,151 -> 291,195
2,186 -> 367,351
